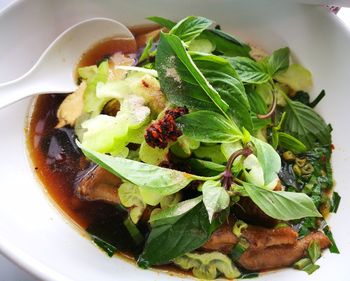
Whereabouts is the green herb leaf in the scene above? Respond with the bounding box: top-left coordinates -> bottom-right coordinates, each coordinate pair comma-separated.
201,29 -> 251,57
170,16 -> 212,45
156,33 -> 229,116
191,52 -> 253,130
188,158 -> 225,177
278,132 -> 307,153
251,137 -> 281,186
283,99 -> 331,149
267,47 -> 290,77
138,202 -> 226,267
149,196 -> 202,222
177,110 -> 242,143
228,57 -> 270,84
147,16 -> 176,29
77,142 -> 199,202
202,181 -> 230,222
138,38 -> 153,63
308,241 -> 321,264
242,182 -> 322,220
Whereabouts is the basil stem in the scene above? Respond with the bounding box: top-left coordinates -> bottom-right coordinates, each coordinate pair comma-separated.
257,88 -> 277,120
221,147 -> 252,189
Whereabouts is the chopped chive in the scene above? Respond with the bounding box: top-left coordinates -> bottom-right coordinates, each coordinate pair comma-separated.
308,241 -> 321,264
92,236 -> 117,257
309,90 -> 326,108
240,272 -> 259,279
331,191 -> 341,213
233,220 -> 248,237
323,226 -> 340,253
302,263 -> 320,275
231,238 -> 249,261
294,258 -> 312,270
123,217 -> 144,245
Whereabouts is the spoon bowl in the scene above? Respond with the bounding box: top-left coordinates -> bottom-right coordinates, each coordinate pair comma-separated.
0,18 -> 135,109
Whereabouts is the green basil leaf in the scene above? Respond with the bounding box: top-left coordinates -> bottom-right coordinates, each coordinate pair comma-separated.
188,158 -> 225,177
283,99 -> 331,149
267,47 -> 290,76
202,181 -> 230,222
77,142 -> 199,198
193,144 -> 227,164
138,202 -> 226,267
278,132 -> 307,153
156,33 -> 229,115
191,52 -> 253,130
228,57 -> 270,84
170,16 -> 212,45
201,29 -> 251,57
147,16 -> 176,29
246,90 -> 270,131
251,137 -> 281,186
149,196 -> 203,223
177,110 -> 242,143
243,182 -> 322,220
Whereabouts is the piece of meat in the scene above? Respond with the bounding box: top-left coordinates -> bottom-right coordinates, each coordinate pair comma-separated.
202,225 -> 297,254
75,166 -> 121,204
243,225 -> 298,250
238,231 -> 330,271
202,224 -> 238,253
233,197 -> 278,227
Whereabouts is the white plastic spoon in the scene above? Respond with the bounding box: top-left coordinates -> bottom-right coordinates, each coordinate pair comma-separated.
0,18 -> 135,109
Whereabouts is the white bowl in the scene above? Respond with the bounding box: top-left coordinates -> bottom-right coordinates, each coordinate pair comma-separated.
0,1 -> 349,280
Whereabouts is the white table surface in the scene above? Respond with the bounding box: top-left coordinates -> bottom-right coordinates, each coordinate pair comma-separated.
0,0 -> 350,280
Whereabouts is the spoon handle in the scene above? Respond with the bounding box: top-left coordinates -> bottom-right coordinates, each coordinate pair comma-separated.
0,76 -> 38,109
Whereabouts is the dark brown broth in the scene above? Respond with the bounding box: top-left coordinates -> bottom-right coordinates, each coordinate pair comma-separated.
27,25 -> 192,275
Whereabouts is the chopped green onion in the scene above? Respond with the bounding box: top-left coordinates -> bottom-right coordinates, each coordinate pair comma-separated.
230,238 -> 249,262
233,220 -> 248,237
293,258 -> 312,270
323,226 -> 340,253
302,263 -> 320,275
308,241 -> 321,264
240,272 -> 259,279
309,89 -> 326,108
123,217 -> 144,245
139,37 -> 154,63
92,236 -> 117,257
331,192 -> 341,213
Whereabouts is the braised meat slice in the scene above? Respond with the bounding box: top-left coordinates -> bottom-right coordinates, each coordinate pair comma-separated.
239,231 -> 330,271
75,166 -> 121,204
202,225 -> 297,254
243,225 -> 298,250
202,224 -> 238,254
202,223 -> 330,271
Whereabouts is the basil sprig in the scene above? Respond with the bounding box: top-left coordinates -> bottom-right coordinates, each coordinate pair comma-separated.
138,202 -> 228,267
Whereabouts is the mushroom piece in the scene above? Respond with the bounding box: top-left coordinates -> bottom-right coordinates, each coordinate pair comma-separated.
75,165 -> 121,204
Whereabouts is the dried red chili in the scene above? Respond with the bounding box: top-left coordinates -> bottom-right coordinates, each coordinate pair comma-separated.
145,107 -> 188,148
